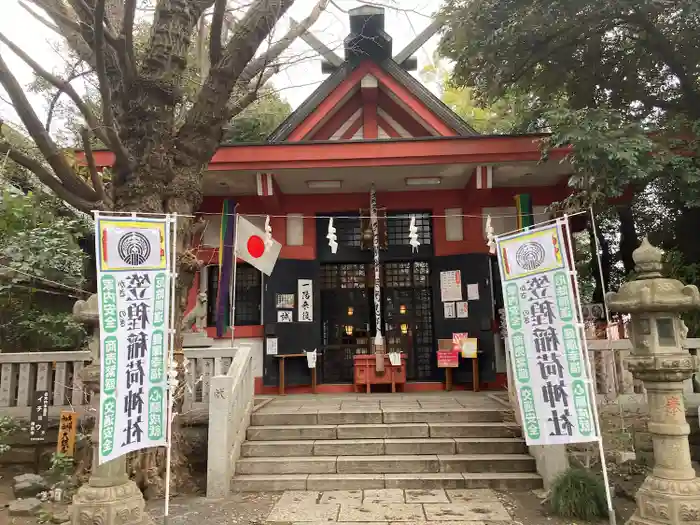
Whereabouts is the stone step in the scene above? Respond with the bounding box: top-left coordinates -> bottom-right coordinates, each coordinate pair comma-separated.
429,422 -> 521,438
383,408 -> 506,424
231,472 -> 543,492
337,424 -> 429,439
439,454 -> 536,473
246,425 -> 336,441
384,438 -> 456,455
337,455 -> 441,474
241,437 -> 527,457
236,453 -> 536,475
454,437 -> 527,454
237,456 -> 338,475
245,422 -> 521,441
250,408 -> 505,426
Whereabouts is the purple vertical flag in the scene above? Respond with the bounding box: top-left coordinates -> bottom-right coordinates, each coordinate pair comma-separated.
215,200 -> 236,337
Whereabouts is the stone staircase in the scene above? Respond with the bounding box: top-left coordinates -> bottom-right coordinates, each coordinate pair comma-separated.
231,394 -> 543,492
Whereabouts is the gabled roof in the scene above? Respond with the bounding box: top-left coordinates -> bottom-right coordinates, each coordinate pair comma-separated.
267,7 -> 477,142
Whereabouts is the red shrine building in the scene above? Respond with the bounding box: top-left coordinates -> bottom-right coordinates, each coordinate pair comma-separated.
93,6 -> 574,394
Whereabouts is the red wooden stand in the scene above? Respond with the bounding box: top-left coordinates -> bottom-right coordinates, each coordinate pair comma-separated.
353,354 -> 407,393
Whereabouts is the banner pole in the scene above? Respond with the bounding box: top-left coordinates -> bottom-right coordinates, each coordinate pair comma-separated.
164,213 -> 178,525
562,215 -> 616,525
230,214 -> 239,348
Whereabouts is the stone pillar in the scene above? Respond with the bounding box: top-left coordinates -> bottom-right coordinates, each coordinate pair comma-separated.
71,295 -> 152,525
607,238 -> 700,525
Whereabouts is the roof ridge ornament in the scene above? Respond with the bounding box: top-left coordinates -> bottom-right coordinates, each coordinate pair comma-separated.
292,6 -> 439,74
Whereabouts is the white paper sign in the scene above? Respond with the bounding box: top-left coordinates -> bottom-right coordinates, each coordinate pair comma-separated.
440,270 -> 462,302
95,216 -> 171,464
266,337 -> 278,355
456,301 -> 469,318
496,221 -> 598,446
467,283 -> 480,300
298,279 -> 313,322
388,352 -> 401,366
277,310 -> 293,323
443,302 -> 456,319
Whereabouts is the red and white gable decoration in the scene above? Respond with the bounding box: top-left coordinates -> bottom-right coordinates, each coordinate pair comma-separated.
286,62 -> 459,142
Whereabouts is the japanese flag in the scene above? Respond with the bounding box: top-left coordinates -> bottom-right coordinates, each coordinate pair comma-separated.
236,215 -> 281,275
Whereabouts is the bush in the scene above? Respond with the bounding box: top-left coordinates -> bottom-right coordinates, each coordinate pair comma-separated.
550,468 -> 609,521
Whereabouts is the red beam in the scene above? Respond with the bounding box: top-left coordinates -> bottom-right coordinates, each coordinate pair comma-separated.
377,114 -> 401,138
84,135 -> 565,171
378,90 -> 431,137
309,92 -> 363,140
341,116 -> 363,139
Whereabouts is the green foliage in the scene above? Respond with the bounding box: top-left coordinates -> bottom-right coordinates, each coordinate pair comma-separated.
0,190 -> 89,351
549,468 -> 608,521
223,89 -> 292,143
439,0 -> 700,122
421,59 -> 542,134
665,250 -> 700,336
0,415 -> 21,455
49,451 -> 75,479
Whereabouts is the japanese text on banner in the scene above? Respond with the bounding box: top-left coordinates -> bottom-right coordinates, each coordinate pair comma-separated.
496,222 -> 597,446
95,217 -> 171,464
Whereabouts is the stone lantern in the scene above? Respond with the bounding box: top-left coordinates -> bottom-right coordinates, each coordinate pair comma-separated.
71,294 -> 152,525
607,238 -> 700,525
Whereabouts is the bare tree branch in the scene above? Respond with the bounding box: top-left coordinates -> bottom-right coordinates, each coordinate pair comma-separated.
196,14 -> 210,80
19,1 -> 59,33
237,0 -> 329,87
120,0 -> 137,80
27,0 -> 95,66
0,33 -> 110,146
0,136 -> 96,213
209,0 -> 227,66
176,0 -> 294,162
45,67 -> 90,133
93,0 -> 131,169
0,51 -> 98,203
227,65 -> 279,119
80,127 -> 109,206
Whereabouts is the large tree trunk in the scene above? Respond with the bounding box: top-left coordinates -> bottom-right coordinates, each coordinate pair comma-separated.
588,221 -> 611,305
676,206 -> 700,266
617,204 -> 638,275
112,161 -> 204,497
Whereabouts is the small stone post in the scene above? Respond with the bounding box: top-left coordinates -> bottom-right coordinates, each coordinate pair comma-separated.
607,238 -> 700,525
71,294 -> 152,525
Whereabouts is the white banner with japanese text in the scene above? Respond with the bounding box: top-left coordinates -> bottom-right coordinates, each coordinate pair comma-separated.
496,221 -> 597,445
95,215 -> 172,464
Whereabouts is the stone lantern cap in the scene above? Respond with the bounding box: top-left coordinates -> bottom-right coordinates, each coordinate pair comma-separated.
607,238 -> 700,313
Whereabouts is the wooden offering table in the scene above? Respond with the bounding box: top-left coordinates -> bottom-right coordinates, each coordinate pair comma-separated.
274,353 -> 317,395
353,354 -> 407,393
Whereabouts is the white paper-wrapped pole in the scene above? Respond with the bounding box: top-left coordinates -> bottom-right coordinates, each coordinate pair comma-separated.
409,214 -> 420,252
485,214 -> 496,254
264,215 -> 273,247
327,217 -> 338,254
370,184 -> 384,372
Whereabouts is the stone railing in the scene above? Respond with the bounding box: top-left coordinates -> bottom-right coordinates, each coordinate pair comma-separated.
0,350 -> 90,417
586,337 -> 700,399
181,346 -> 242,415
0,345 -> 242,419
206,344 -> 255,498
